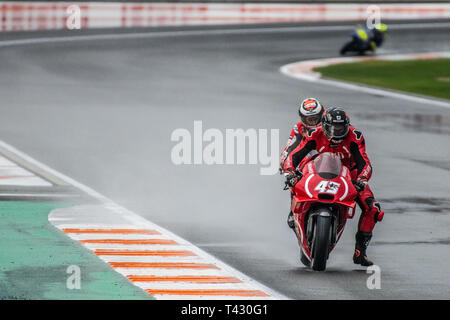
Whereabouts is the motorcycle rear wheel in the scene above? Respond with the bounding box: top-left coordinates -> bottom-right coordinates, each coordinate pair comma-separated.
339,41 -> 354,55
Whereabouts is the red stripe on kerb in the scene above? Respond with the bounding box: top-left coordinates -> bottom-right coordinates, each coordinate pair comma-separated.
0,175 -> 35,179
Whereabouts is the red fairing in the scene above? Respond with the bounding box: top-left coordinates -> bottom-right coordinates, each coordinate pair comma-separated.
290,153 -> 358,261
293,162 -> 358,208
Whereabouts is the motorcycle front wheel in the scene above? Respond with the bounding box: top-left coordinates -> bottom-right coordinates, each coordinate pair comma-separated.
311,214 -> 332,271
339,40 -> 355,55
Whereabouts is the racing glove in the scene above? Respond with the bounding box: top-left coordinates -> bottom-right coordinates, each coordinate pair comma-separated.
284,170 -> 303,188
353,177 -> 368,192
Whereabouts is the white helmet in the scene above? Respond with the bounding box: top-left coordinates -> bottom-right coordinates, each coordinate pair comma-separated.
298,98 -> 324,128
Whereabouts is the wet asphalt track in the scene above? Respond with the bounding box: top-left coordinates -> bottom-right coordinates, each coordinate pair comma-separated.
1,20 -> 450,299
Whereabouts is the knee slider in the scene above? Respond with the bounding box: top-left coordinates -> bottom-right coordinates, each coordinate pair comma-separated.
373,201 -> 384,222
374,203 -> 384,222
365,197 -> 383,222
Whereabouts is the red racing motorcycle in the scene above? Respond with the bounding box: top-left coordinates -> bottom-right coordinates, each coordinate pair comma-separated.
289,152 -> 358,271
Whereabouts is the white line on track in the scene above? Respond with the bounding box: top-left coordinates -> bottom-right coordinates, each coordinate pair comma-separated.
133,282 -> 264,291
115,268 -> 228,277
97,256 -> 204,263
1,22 -> 450,48
81,244 -> 186,250
280,52 -> 450,109
67,233 -> 171,240
0,193 -> 80,198
0,154 -> 51,186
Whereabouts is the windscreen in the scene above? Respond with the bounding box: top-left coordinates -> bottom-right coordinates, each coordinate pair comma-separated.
313,152 -> 342,179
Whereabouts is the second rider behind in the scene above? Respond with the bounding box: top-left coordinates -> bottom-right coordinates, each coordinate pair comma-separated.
280,98 -> 325,230
280,98 -> 325,170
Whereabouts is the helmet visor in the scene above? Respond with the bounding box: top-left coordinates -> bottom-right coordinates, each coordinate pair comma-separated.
324,123 -> 349,139
301,114 -> 322,127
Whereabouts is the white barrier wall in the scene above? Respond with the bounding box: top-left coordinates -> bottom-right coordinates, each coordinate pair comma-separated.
1,2 -> 450,31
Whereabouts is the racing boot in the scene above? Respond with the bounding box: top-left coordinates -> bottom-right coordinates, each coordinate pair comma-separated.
287,211 -> 295,229
353,231 -> 374,266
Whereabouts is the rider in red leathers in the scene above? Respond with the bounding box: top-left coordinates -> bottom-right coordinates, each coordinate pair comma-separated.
280,98 -> 325,229
283,107 -> 384,266
280,98 -> 325,170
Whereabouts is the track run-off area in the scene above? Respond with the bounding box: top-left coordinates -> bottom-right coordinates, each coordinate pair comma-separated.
0,19 -> 450,299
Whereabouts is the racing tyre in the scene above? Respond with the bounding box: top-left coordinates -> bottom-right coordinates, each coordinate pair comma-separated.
339,41 -> 354,55
311,214 -> 332,271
